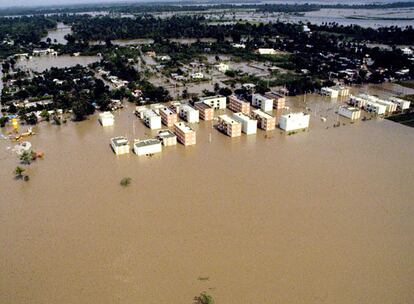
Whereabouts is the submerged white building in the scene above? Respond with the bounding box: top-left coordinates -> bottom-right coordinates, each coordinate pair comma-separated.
110,136 -> 130,155
338,106 -> 361,120
252,94 -> 273,112
232,112 -> 257,135
133,139 -> 162,156
279,112 -> 310,131
99,112 -> 114,126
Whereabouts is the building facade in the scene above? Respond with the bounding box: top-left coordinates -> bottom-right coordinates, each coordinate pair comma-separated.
194,102 -> 214,121
232,112 -> 258,135
217,115 -> 242,137
174,122 -> 196,146
159,107 -> 178,127
201,95 -> 227,110
279,112 -> 310,132
228,95 -> 250,114
252,94 -> 273,112
179,105 -> 200,123
252,109 -> 276,131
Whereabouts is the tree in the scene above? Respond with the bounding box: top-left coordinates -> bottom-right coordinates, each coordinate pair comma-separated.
20,151 -> 32,165
120,177 -> 132,187
194,292 -> 214,304
14,166 -> 25,179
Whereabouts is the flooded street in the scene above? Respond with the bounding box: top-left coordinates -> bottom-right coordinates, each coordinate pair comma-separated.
1,83 -> 413,303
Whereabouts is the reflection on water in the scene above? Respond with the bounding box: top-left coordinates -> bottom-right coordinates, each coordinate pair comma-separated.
41,22 -> 72,45
0,83 -> 413,303
15,55 -> 100,72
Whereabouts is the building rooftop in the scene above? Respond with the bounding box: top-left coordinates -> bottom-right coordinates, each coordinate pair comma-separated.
281,112 -> 310,119
160,107 -> 176,115
194,101 -> 212,110
180,104 -> 198,112
111,136 -> 129,147
99,112 -> 114,119
219,114 -> 240,125
339,106 -> 360,112
174,122 -> 194,133
157,129 -> 176,139
252,109 -> 274,119
134,138 -> 161,148
201,95 -> 225,101
143,109 -> 159,118
233,112 -> 256,122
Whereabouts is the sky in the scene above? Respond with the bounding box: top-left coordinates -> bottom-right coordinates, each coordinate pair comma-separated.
0,0 -> 408,9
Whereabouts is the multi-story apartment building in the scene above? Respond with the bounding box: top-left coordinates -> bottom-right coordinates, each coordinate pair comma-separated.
174,122 -> 196,146
217,115 -> 242,137
232,112 -> 257,135
159,107 -> 178,127
194,102 -> 214,121
228,95 -> 250,114
251,109 -> 276,131
252,93 -> 273,112
264,92 -> 286,110
201,95 -> 227,110
179,104 -> 199,123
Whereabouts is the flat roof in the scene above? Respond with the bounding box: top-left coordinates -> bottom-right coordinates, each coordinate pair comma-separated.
339,106 -> 360,112
111,136 -> 129,147
134,138 -> 161,148
174,122 -> 194,133
264,92 -> 285,99
180,104 -> 198,112
233,112 -> 256,122
252,109 -> 274,119
219,114 -> 240,125
281,112 -> 310,119
194,102 -> 212,110
201,95 -> 225,101
158,129 -> 176,139
160,107 -> 176,115
143,109 -> 160,117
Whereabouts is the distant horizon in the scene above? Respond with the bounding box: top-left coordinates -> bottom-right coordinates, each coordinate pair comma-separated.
1,0 -> 413,9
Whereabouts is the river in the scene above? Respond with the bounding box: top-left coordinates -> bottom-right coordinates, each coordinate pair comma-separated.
0,82 -> 413,304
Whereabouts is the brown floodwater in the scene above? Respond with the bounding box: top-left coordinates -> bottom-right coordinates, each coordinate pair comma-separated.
0,83 -> 413,304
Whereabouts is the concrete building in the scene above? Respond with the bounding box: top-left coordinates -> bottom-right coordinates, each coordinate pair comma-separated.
389,97 -> 411,110
321,87 -> 339,98
159,107 -> 178,127
228,95 -> 250,114
174,122 -> 196,146
133,139 -> 162,156
215,62 -> 229,72
364,100 -> 386,115
217,115 -> 242,137
257,48 -> 277,55
338,106 -> 361,120
279,112 -> 310,132
252,93 -> 273,112
141,109 -> 162,129
110,136 -> 130,155
201,95 -> 227,110
233,112 -> 257,135
98,112 -> 114,127
359,94 -> 397,113
252,109 -> 276,131
333,85 -> 350,97
194,102 -> 214,121
179,104 -> 199,123
349,95 -> 367,108
157,129 -> 177,146
264,92 -> 286,110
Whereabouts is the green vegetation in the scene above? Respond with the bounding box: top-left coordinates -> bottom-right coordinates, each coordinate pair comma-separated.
120,177 -> 132,187
194,292 -> 214,304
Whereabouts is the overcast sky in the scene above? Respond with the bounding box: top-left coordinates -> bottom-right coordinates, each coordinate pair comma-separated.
0,0 -> 406,9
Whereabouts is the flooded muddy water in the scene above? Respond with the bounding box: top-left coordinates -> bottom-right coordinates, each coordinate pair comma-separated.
0,83 -> 414,304
15,55 -> 100,72
41,22 -> 72,45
